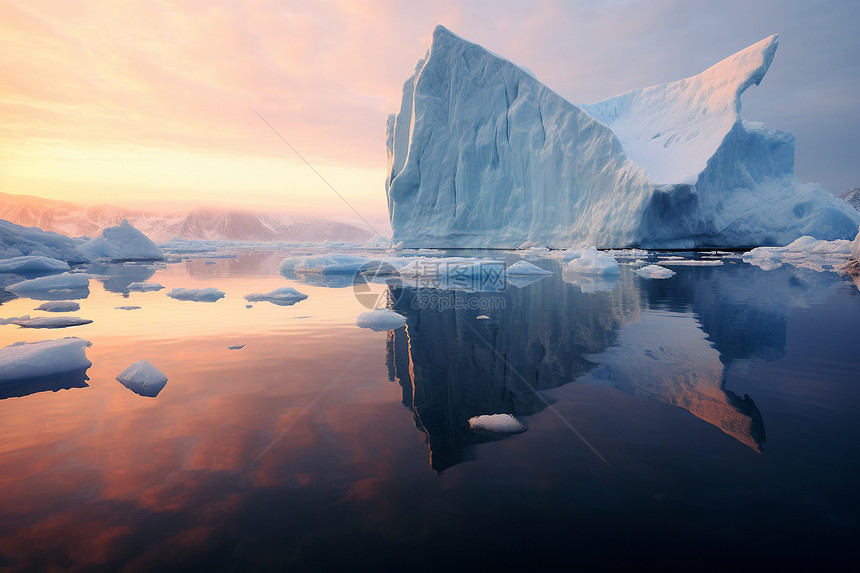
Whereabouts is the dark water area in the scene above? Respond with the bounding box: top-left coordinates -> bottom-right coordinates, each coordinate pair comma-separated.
0,252 -> 858,571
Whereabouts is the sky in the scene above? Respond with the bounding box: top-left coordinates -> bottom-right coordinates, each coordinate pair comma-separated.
2,0 -> 858,229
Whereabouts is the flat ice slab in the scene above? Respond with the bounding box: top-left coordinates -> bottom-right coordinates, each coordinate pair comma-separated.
127,282 -> 164,292
7,316 -> 92,328
5,272 -> 90,294
35,301 -> 80,312
356,309 -> 407,332
0,337 -> 92,381
167,287 -> 225,302
468,413 -> 527,434
243,287 -> 308,306
743,234 -> 855,272
634,265 -> 676,279
0,256 -> 70,273
280,254 -> 371,275
116,359 -> 168,397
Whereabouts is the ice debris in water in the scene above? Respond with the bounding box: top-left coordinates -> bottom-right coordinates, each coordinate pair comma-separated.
468,413 -> 527,434
8,316 -> 92,328
5,272 -> 90,294
280,254 -> 371,275
564,248 -> 620,276
35,301 -> 80,312
355,309 -> 407,332
243,287 -> 308,306
0,256 -> 70,273
506,260 -> 552,275
227,345 -> 245,350
634,265 -> 676,279
743,235 -> 855,272
127,282 -> 164,292
476,315 -> 490,320
115,306 -> 141,311
0,338 -> 92,381
167,287 -> 225,302
116,359 -> 168,397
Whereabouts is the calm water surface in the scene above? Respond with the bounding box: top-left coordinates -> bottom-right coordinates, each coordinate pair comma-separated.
0,251 -> 858,571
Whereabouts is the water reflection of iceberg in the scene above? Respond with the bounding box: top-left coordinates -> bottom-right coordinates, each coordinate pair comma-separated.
387,276 -> 640,471
87,262 -> 156,296
381,259 -> 841,470
0,367 -> 90,400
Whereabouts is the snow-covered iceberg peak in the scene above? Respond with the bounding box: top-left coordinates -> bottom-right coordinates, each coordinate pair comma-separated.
385,26 -> 859,249
581,35 -> 778,184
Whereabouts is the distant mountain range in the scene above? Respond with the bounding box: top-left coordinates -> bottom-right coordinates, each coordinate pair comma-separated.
0,192 -> 374,243
840,187 -> 860,212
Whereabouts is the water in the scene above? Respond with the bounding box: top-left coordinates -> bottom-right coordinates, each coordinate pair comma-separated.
0,252 -> 858,570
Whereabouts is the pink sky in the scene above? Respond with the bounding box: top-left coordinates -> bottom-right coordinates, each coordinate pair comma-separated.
2,0 -> 858,228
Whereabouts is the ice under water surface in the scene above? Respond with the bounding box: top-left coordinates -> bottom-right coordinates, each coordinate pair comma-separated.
0,251 -> 858,570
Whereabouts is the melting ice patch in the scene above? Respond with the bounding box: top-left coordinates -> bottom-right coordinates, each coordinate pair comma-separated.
127,282 -> 164,292
635,265 -> 676,279
35,301 -> 80,312
7,316 -> 92,329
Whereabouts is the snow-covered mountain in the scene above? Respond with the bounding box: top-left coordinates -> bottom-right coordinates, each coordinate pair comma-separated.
840,187 -> 860,211
0,193 -> 373,243
385,26 -> 859,249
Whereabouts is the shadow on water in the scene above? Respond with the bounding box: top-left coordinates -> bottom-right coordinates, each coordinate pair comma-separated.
385,259 -> 842,471
0,367 -> 90,400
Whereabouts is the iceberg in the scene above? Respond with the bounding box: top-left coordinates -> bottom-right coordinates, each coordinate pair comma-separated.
79,219 -> 163,261
116,359 -> 167,397
0,219 -> 88,263
840,188 -> 860,211
167,287 -> 225,302
385,26 -> 860,249
0,256 -> 70,274
244,287 -> 308,306
0,338 -> 92,382
127,281 -> 164,292
356,309 -> 407,332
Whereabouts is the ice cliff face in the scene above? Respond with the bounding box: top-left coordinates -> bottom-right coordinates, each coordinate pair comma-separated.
386,26 -> 860,248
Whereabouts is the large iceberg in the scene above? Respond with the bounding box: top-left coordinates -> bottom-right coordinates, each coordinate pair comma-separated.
385,26 -> 860,249
79,219 -> 163,261
0,338 -> 92,382
0,219 -> 88,263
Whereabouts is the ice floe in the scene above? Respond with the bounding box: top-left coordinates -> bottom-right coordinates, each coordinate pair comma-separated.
116,359 -> 168,397
6,316 -> 92,328
0,256 -> 70,274
127,281 -> 164,292
355,309 -> 407,332
167,287 -> 225,302
0,338 -> 92,381
34,301 -> 80,312
468,413 -> 527,434
634,265 -> 676,279
506,260 -> 552,275
564,248 -> 620,276
5,272 -> 90,297
243,287 -> 308,306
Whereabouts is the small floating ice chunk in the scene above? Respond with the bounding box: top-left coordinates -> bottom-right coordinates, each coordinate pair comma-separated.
280,254 -> 371,275
245,304 -> 252,308
9,316 -> 92,328
355,309 -> 406,332
34,301 -> 80,312
227,345 -> 245,350
5,272 -> 90,294
115,306 -> 141,311
0,338 -> 92,381
476,315 -> 490,320
656,259 -> 723,266
127,282 -> 164,292
468,413 -> 527,434
506,260 -> 552,275
565,247 -> 620,275
243,287 -> 308,306
116,359 -> 167,397
0,256 -> 70,273
634,265 -> 676,279
167,287 -> 225,302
